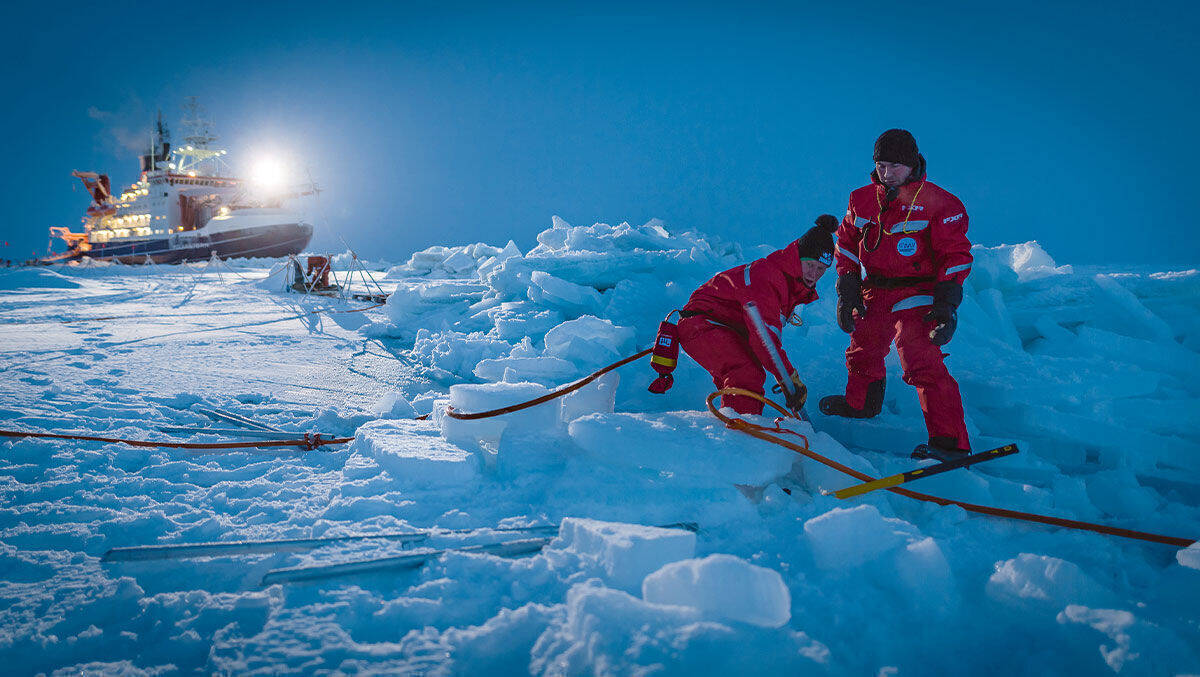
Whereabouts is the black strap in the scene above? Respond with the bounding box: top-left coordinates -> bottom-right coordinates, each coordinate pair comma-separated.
678,309 -> 748,339
864,274 -> 936,289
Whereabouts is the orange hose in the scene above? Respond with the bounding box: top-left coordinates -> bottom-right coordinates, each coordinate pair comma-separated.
445,348 -> 652,420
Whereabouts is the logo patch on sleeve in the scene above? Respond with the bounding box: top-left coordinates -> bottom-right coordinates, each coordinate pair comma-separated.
943,213 -> 964,224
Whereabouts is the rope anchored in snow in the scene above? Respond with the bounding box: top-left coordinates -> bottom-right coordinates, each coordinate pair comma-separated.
434,352 -> 1195,549
706,389 -> 1195,549
1,348 -> 660,454
10,344 -> 1191,549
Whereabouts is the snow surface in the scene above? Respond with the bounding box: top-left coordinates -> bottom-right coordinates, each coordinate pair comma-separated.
1,218 -> 1198,674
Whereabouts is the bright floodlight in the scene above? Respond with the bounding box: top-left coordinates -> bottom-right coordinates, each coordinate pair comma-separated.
251,158 -> 287,191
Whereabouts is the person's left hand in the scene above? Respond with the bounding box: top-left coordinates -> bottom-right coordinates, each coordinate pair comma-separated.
925,281 -> 963,346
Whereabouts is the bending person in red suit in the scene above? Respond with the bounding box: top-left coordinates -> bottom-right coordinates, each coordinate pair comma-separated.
678,216 -> 838,416
819,129 -> 973,460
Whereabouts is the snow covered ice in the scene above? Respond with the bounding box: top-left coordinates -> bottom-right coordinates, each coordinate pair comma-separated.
1,218 -> 1198,674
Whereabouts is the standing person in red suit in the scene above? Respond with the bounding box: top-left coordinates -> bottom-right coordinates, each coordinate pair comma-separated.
677,216 -> 838,416
818,129 -> 973,460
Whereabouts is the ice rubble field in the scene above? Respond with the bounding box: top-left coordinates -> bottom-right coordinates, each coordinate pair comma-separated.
1,217 -> 1198,675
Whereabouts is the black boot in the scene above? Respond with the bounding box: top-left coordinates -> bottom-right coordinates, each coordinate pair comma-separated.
818,380 -> 884,419
912,436 -> 970,462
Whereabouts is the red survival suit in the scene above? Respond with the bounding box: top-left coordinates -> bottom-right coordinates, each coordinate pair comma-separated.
679,241 -> 819,415
835,162 -> 973,449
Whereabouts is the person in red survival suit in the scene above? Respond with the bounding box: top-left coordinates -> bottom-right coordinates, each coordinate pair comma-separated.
678,215 -> 838,416
817,129 -> 973,459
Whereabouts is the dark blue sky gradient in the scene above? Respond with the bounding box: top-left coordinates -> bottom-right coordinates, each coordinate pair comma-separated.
2,1 -> 1196,265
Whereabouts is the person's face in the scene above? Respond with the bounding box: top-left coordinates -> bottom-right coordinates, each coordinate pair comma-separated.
875,161 -> 913,188
801,259 -> 829,288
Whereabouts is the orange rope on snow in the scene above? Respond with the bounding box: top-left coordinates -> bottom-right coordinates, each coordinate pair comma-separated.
7,340 -> 1190,549
444,348 -> 653,420
706,389 -> 1195,549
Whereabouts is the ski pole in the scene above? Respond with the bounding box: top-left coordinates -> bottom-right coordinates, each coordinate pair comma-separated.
260,537 -> 554,586
101,524 -> 559,562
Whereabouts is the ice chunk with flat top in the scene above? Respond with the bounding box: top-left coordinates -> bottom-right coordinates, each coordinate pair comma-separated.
543,315 -> 636,367
352,419 -> 478,486
530,581 -> 828,674
1178,543 -> 1200,570
410,329 -> 512,378
370,391 -> 418,418
1092,274 -> 1176,343
987,553 -> 1113,609
559,372 -> 618,423
568,411 -> 796,486
527,270 -> 603,314
804,506 -> 957,614
893,537 -> 955,614
549,518 -> 696,594
438,381 -> 560,446
441,249 -> 478,275
487,302 -> 565,341
1085,470 -> 1160,519
473,356 -> 577,385
1010,241 -> 1073,282
803,504 -> 914,569
642,553 -> 791,628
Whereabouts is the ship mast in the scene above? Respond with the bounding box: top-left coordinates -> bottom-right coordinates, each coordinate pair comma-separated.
143,110 -> 171,172
172,97 -> 229,177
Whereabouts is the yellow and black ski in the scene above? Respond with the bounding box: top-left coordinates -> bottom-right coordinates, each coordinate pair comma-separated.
833,444 -> 1019,500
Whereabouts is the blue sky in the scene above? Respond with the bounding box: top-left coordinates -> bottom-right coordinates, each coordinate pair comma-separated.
2,1 -> 1196,266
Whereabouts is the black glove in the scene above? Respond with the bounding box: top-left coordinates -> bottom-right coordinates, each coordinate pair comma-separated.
835,272 -> 866,334
785,385 -> 807,414
786,372 -> 809,412
924,281 -> 963,346
771,373 -> 808,413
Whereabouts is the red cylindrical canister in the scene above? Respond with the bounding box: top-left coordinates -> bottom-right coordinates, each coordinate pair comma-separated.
647,318 -> 680,394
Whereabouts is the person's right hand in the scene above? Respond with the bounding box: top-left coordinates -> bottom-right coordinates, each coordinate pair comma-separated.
785,383 -> 807,413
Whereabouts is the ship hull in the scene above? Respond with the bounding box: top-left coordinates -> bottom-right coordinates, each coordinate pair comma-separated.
63,222 -> 313,265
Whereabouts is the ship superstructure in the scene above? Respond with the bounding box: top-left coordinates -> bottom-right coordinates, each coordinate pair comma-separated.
46,100 -> 314,264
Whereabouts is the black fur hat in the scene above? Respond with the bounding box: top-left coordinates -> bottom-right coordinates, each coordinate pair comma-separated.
873,129 -> 920,168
